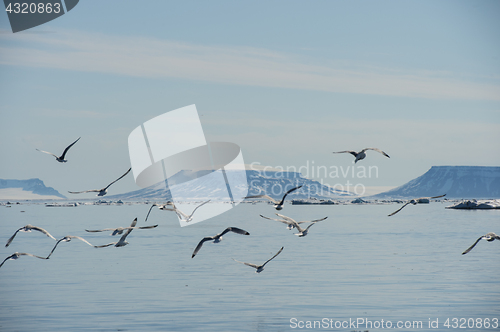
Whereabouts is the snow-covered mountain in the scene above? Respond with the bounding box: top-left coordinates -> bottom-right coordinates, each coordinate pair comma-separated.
371,166 -> 500,199
107,169 -> 353,201
0,178 -> 66,200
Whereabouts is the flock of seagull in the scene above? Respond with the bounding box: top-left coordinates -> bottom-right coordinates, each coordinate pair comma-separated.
0,217 -> 160,268
1,139 -> 497,269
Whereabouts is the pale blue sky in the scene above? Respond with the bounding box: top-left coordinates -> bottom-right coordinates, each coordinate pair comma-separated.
0,1 -> 499,197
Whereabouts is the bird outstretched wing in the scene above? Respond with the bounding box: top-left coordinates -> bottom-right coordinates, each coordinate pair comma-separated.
462,236 -> 484,255
333,150 -> 358,156
279,185 -> 303,204
244,195 -> 278,204
362,148 -> 390,158
388,202 -> 411,216
60,137 -> 81,159
103,168 -> 132,190
261,247 -> 284,267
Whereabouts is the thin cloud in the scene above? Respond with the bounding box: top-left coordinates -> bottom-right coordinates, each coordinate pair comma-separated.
1,30 -> 499,100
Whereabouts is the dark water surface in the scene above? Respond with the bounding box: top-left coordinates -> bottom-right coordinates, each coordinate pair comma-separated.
0,202 -> 498,331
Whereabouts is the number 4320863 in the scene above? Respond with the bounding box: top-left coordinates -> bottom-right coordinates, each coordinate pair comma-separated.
5,2 -> 61,14
444,318 -> 498,329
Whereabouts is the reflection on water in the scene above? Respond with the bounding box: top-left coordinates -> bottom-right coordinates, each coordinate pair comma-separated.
0,202 -> 498,331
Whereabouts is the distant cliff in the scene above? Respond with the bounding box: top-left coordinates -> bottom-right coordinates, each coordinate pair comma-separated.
108,169 -> 353,201
0,178 -> 66,199
371,166 -> 500,199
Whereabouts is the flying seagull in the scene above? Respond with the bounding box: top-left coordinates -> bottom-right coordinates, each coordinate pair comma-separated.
68,167 -> 131,196
333,148 -> 390,163
244,185 -> 303,210
232,247 -> 284,273
46,235 -> 95,259
0,252 -> 48,269
85,220 -> 158,236
260,213 -> 328,230
388,194 -> 446,216
5,224 -> 57,247
94,218 -> 139,248
171,200 -> 211,223
462,232 -> 500,255
287,218 -> 322,237
144,202 -> 175,222
191,227 -> 250,258
36,137 -> 81,163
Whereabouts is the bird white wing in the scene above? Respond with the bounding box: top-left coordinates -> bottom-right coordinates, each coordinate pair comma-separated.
244,195 -> 279,204
6,225 -> 56,247
85,228 -> 118,233
30,226 -> 57,240
304,216 -> 328,223
428,194 -> 446,199
232,258 -> 259,269
275,213 -> 296,223
362,148 -> 390,158
22,252 -> 47,259
94,242 -> 118,248
188,200 -> 211,218
68,189 -> 102,194
173,207 -> 189,219
260,214 -> 297,227
259,214 -> 286,222
0,252 -> 47,268
292,221 -> 306,233
68,235 -> 94,247
36,149 -> 59,158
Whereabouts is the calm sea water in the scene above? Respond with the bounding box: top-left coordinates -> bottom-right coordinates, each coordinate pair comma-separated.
0,201 -> 498,331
